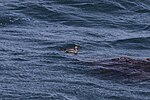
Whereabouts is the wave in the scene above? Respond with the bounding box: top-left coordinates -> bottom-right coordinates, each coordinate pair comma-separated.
1,0 -> 150,30
110,37 -> 150,50
0,14 -> 26,26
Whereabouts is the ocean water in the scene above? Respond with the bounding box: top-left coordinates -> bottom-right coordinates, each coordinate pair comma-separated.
0,0 -> 150,99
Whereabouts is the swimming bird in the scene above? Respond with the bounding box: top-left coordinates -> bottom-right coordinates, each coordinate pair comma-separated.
65,46 -> 78,54
146,58 -> 150,61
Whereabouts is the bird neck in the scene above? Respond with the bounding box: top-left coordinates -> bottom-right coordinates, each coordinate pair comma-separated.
74,48 -> 77,51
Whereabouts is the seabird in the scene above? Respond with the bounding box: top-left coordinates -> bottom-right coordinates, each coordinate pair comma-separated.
65,46 -> 78,54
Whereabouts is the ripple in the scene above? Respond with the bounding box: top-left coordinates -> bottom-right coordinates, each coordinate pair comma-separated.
110,37 -> 150,50
0,14 -> 26,26
0,0 -> 150,99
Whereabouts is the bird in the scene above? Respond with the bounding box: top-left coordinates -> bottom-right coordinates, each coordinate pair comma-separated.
65,46 -> 78,54
146,58 -> 150,61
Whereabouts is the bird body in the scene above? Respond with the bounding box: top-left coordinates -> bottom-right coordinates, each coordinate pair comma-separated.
65,46 -> 78,54
146,58 -> 150,61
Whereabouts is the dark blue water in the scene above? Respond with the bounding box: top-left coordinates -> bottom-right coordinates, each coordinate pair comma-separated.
0,0 -> 150,99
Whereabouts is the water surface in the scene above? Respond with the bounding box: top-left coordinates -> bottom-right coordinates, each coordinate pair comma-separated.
0,0 -> 150,99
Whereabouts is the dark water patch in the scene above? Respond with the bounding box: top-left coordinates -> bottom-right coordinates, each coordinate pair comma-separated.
111,37 -> 150,44
143,25 -> 150,31
128,2 -> 150,14
17,3 -> 91,27
53,0 -> 82,5
71,1 -> 125,13
106,95 -> 134,100
115,0 -> 150,13
0,11 -> 27,26
115,22 -> 149,31
0,89 -> 60,99
134,8 -> 150,13
11,57 -> 28,62
16,3 -> 66,23
110,37 -> 150,50
77,57 -> 150,83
